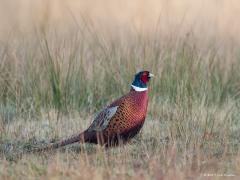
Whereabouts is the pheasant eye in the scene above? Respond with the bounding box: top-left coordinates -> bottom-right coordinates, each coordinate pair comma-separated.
140,73 -> 148,84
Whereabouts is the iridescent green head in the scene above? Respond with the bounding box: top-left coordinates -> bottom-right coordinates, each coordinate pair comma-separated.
131,71 -> 154,91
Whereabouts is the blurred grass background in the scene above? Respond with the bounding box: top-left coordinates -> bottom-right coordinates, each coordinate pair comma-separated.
0,0 -> 240,179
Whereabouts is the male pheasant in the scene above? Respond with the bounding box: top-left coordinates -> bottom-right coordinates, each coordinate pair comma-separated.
36,71 -> 153,151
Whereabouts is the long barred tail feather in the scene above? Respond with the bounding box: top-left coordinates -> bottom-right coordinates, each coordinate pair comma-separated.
31,132 -> 86,153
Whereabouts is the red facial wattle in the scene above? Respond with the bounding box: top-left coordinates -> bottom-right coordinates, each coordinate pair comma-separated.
140,73 -> 149,84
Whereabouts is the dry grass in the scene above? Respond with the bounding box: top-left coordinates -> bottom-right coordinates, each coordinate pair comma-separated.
0,0 -> 240,179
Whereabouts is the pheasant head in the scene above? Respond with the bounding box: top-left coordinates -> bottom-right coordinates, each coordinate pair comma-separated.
131,71 -> 154,91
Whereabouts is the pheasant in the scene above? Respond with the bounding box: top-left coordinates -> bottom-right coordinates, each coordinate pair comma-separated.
35,70 -> 153,151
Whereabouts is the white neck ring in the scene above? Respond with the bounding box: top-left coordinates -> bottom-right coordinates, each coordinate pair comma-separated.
131,84 -> 148,92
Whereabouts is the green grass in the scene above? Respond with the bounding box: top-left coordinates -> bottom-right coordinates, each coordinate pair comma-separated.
0,17 -> 240,179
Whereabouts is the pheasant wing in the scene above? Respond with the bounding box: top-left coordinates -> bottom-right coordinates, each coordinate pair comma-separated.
88,106 -> 119,131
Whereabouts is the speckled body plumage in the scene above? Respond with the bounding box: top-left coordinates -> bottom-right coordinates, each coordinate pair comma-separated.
84,88 -> 148,146
34,71 -> 153,151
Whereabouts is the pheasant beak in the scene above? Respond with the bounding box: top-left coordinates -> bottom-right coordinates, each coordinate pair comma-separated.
148,73 -> 154,78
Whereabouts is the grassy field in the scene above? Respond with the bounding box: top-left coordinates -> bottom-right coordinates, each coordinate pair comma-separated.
1,0 -> 240,179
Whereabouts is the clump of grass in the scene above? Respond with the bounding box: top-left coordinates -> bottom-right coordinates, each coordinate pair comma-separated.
0,27 -> 239,117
